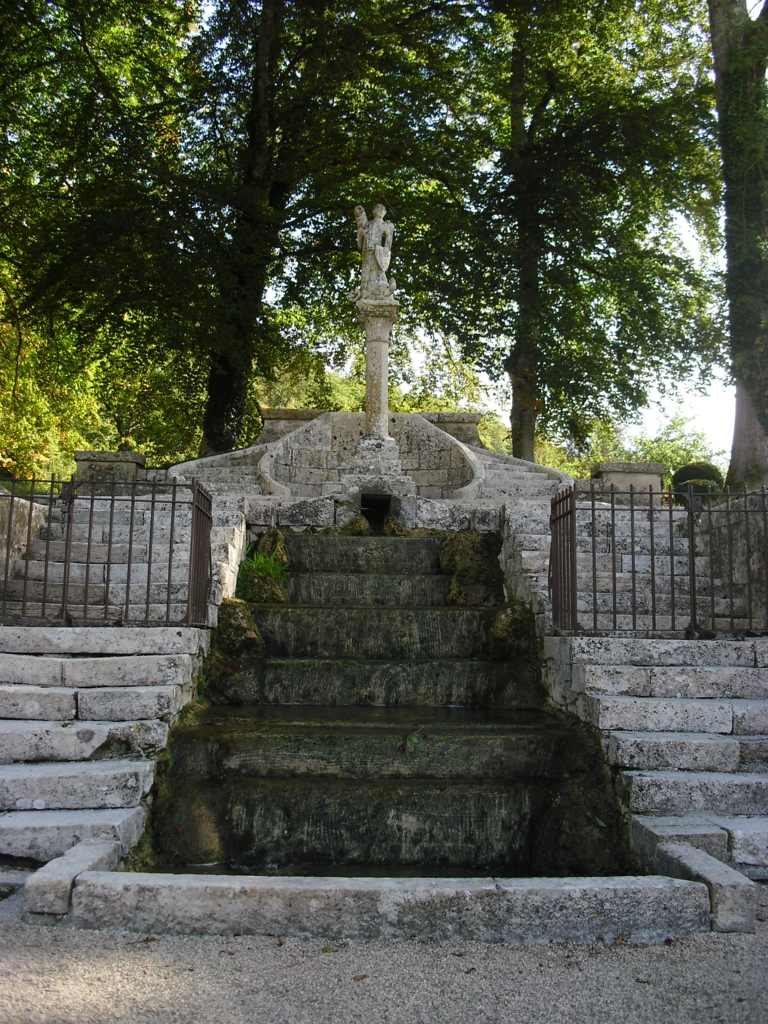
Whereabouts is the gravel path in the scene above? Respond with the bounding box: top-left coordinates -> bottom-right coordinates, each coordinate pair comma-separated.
0,888 -> 766,1024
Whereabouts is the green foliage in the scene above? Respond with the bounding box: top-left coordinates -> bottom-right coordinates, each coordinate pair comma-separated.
672,461 -> 725,489
235,550 -> 288,604
536,413 -> 726,487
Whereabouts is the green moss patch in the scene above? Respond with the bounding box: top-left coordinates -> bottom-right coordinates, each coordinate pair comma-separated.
439,531 -> 505,606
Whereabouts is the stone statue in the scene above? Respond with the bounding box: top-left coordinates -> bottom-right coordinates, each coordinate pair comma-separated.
349,204 -> 397,302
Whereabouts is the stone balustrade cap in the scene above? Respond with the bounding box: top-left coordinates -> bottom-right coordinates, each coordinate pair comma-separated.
74,451 -> 146,466
591,461 -> 665,476
420,412 -> 483,424
260,409 -> 324,421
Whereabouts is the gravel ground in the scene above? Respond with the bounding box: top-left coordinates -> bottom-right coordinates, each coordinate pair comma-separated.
0,888 -> 766,1024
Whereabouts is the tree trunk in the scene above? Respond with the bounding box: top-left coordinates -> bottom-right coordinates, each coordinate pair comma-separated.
708,0 -> 768,488
504,37 -> 549,463
199,0 -> 285,456
727,379 -> 768,489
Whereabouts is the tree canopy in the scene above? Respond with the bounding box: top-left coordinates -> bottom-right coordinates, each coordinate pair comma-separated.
0,0 -> 734,471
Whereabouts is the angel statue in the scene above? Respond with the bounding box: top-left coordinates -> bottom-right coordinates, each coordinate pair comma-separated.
348,204 -> 397,301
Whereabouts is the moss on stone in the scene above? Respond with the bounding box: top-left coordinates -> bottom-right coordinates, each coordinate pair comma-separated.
120,833 -> 157,872
256,527 -> 291,567
383,514 -> 410,536
486,602 -> 536,661
340,514 -> 371,536
215,599 -> 262,659
439,531 -> 505,606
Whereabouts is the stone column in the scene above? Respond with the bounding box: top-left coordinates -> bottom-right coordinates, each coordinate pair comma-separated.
355,298 -> 399,438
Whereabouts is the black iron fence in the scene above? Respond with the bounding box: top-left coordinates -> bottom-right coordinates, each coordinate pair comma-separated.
549,484 -> 768,636
0,477 -> 212,627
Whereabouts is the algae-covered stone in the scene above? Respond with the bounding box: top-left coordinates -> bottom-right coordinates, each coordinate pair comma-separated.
383,514 -> 409,537
339,515 -> 371,536
216,600 -> 262,659
486,603 -> 537,661
438,531 -> 504,606
256,528 -> 290,567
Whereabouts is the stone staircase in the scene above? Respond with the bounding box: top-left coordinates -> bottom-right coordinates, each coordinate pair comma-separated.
545,636 -> 768,879
155,534 -> 626,877
0,627 -> 207,864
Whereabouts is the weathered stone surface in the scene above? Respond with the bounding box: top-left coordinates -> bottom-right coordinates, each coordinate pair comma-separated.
0,627 -> 208,657
579,695 -> 733,734
623,771 -> 768,816
656,841 -> 756,933
630,814 -> 730,865
0,759 -> 153,810
0,807 -> 145,861
607,732 -> 740,772
0,719 -> 168,762
62,654 -> 194,689
68,872 -> 709,944
77,685 -> 183,722
0,684 -> 75,721
716,817 -> 768,869
24,839 -> 119,914
732,700 -> 768,735
277,498 -> 335,528
567,637 -> 756,668
0,654 -> 62,685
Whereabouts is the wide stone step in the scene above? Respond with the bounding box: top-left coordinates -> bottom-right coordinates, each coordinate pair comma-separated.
606,732 -> 743,772
563,636 -> 765,668
0,684 -> 75,721
579,694 -> 736,733
623,770 -> 768,815
284,536 -> 443,575
0,627 -> 207,656
250,606 -> 495,659
0,601 -> 191,623
168,706 -> 583,781
208,657 -> 541,708
284,573 -> 451,606
157,776 -> 558,873
77,685 -> 184,722
574,663 -> 768,700
0,758 -> 154,810
0,806 -> 145,862
0,719 -> 168,762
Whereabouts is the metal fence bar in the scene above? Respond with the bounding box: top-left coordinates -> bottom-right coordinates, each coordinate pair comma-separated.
83,483 -> 96,620
60,482 -> 75,621
124,479 -> 137,623
745,497 -> 753,632
725,488 -> 735,633
145,481 -> 157,625
104,480 -> 116,621
707,489 -> 716,631
649,485 -> 657,631
21,477 -> 35,617
668,489 -> 676,632
2,478 -> 16,616
686,487 -> 698,635
630,486 -> 637,631
41,477 -> 55,618
166,481 -> 177,625
591,485 -> 598,631
610,486 -> 617,630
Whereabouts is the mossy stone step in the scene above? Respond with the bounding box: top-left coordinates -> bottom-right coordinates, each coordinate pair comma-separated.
207,657 -> 541,708
284,536 -> 443,575
156,775 -> 551,873
285,573 -> 451,607
249,605 -> 496,659
167,706 -> 584,781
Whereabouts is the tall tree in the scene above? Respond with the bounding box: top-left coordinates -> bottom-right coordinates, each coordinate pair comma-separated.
707,0 -> 768,488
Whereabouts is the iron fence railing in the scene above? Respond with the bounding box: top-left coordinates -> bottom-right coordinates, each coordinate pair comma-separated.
0,477 -> 212,627
549,484 -> 768,636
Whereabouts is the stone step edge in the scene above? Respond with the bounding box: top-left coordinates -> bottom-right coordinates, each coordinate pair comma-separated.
29,870 -> 711,944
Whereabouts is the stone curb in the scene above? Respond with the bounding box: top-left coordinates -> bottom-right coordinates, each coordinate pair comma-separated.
51,872 -> 711,945
654,841 -> 756,933
24,839 -> 119,915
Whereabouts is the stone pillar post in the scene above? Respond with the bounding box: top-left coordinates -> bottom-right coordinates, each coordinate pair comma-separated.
355,299 -> 399,439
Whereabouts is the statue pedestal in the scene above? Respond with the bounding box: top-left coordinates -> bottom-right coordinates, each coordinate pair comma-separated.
354,298 -> 399,439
